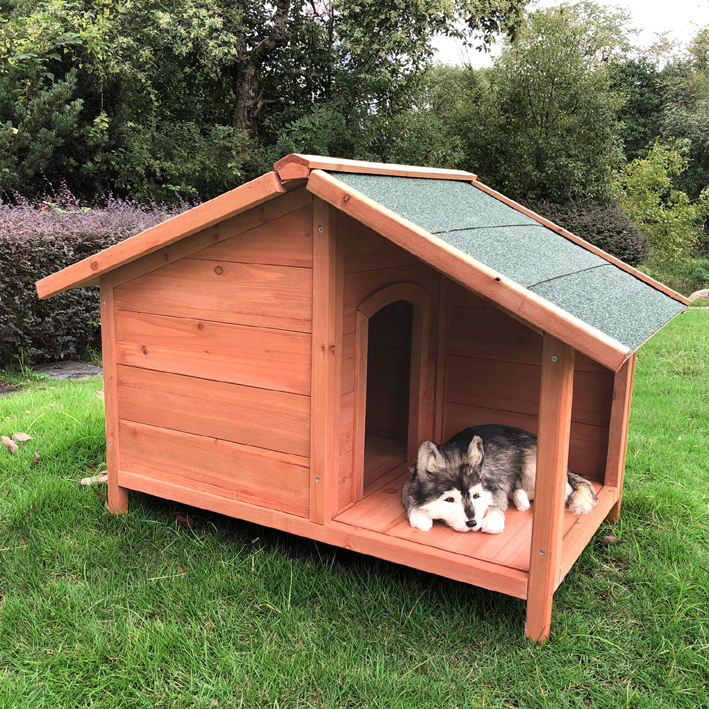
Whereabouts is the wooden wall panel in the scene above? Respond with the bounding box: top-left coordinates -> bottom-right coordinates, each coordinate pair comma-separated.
444,402 -> 608,480
343,215 -> 419,273
115,311 -> 311,395
446,355 -> 612,428
342,264 -> 439,334
190,205 -> 313,268
119,420 -> 309,517
114,259 -> 313,333
116,365 -> 310,457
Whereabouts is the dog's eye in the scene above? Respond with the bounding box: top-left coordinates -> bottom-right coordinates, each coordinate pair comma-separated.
444,497 -> 455,503
472,493 -> 480,499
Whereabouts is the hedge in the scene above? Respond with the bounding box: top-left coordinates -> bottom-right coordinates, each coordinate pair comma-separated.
522,198 -> 650,267
0,191 -> 188,367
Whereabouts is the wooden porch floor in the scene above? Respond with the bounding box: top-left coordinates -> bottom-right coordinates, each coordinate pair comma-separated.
335,465 -> 614,583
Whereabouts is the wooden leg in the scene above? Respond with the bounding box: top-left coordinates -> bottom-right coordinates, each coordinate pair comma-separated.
108,478 -> 128,514
604,355 -> 636,523
525,335 -> 575,642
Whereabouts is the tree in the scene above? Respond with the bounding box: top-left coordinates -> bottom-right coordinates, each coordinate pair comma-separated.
0,0 -> 529,201
618,141 -> 709,263
444,2 -> 629,202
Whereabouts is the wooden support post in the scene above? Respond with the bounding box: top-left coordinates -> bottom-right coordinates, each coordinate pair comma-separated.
604,354 -> 636,522
310,198 -> 343,524
433,276 -> 450,444
525,334 -> 575,642
100,275 -> 128,514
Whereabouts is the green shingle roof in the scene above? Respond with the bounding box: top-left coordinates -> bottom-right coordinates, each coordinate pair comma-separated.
330,172 -> 685,353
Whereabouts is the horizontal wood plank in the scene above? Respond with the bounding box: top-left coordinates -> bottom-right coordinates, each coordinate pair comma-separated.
114,258 -> 313,333
37,172 -> 286,298
342,215 -> 420,273
114,310 -> 311,395
446,355 -> 612,428
443,402 -> 609,480
119,420 -> 309,517
116,365 -> 310,457
189,204 -> 313,268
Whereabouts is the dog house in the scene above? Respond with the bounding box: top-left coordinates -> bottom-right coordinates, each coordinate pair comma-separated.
36,155 -> 688,641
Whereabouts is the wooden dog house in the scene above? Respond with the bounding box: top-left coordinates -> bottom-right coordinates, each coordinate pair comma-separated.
37,155 -> 688,641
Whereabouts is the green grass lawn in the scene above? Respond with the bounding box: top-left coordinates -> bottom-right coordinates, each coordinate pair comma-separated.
1,312 -> 708,709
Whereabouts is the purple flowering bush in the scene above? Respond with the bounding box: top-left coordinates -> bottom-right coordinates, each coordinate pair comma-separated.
0,187 -> 192,367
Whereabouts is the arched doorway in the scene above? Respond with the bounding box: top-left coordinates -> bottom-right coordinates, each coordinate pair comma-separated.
351,283 -> 431,500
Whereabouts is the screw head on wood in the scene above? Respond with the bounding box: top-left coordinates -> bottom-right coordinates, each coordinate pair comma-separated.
551,356 -> 558,362
315,477 -> 320,482
108,442 -> 112,447
103,300 -> 106,305
540,549 -> 545,555
318,226 -> 323,232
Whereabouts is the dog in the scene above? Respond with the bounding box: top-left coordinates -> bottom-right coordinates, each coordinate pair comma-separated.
401,424 -> 598,534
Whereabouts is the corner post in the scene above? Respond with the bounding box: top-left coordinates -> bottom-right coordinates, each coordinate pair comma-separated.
604,354 -> 636,522
100,275 -> 128,514
526,334 -> 575,641
310,198 -> 343,524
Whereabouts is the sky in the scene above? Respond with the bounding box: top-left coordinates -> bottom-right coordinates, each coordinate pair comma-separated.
432,0 -> 709,67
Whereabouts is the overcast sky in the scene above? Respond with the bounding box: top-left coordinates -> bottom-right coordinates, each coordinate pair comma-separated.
432,0 -> 709,67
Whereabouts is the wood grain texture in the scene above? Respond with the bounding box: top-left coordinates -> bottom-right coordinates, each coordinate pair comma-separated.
470,179 -> 690,306
525,336 -> 575,642
342,215 -> 419,273
119,420 -> 310,517
445,355 -> 612,428
310,198 -> 343,524
114,258 -> 313,333
114,311 -> 311,395
605,355 -> 636,522
100,274 -> 128,514
116,365 -> 310,457
189,204 -> 313,268
443,402 -> 609,481
307,169 -> 631,371
109,188 -> 312,289
433,276 -> 451,443
117,470 -> 528,599
275,153 -> 477,180
37,172 -> 286,298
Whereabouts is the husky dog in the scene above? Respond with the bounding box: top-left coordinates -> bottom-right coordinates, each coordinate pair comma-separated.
401,424 -> 597,534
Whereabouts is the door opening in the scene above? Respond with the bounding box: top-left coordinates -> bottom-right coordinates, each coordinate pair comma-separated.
363,300 -> 413,488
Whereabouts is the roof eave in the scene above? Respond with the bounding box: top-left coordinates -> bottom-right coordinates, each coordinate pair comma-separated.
307,169 -> 633,373
35,171 -> 286,299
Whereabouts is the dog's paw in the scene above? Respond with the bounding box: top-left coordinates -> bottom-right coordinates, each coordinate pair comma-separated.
567,488 -> 598,515
408,510 -> 433,531
481,509 -> 505,534
512,489 -> 530,512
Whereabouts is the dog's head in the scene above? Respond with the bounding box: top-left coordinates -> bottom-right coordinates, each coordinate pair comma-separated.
410,436 -> 489,532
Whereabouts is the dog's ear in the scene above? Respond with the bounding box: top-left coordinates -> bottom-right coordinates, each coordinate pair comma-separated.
416,440 -> 445,475
467,435 -> 484,469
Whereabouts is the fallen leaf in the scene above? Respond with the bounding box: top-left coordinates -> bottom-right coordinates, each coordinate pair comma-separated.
31,451 -> 41,465
24,410 -> 30,415
13,432 -> 32,442
96,390 -> 104,400
598,535 -> 624,546
251,537 -> 259,544
1,436 -> 17,454
178,563 -> 186,577
173,511 -> 194,529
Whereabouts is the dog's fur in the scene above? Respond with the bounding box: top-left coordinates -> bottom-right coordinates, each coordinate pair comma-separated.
401,424 -> 598,534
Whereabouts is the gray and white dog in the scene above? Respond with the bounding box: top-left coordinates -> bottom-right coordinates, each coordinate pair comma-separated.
402,424 -> 597,534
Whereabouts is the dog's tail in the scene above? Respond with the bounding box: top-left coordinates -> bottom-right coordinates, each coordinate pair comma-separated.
566,471 -> 598,515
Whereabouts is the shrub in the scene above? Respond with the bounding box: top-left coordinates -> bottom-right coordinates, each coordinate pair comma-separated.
521,198 -> 650,266
0,188 -> 190,367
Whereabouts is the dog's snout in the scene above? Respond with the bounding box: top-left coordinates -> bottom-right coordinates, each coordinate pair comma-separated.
466,520 -> 476,528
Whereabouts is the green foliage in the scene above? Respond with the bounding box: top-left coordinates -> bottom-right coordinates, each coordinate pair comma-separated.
618,141 -> 709,264
0,0 -> 527,201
